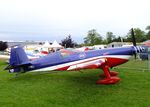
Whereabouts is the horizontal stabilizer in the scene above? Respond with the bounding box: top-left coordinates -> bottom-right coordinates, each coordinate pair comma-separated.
4,61 -> 31,70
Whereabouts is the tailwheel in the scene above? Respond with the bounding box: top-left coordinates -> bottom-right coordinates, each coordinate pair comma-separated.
96,76 -> 120,85
99,71 -> 118,77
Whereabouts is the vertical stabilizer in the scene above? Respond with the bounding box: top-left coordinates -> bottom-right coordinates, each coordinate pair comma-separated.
5,46 -> 30,72
9,46 -> 29,66
4,46 -> 31,73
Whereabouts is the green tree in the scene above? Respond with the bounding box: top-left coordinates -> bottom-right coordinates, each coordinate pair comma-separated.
0,41 -> 8,51
61,35 -> 77,48
146,25 -> 150,39
113,36 -> 122,42
126,28 -> 146,42
84,29 -> 102,46
146,25 -> 150,30
106,32 -> 116,43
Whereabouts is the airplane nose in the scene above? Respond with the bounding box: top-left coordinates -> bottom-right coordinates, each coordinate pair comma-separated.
134,46 -> 145,53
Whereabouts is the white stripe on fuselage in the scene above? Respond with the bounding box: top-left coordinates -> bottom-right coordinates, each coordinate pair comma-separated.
31,55 -> 132,72
67,58 -> 106,70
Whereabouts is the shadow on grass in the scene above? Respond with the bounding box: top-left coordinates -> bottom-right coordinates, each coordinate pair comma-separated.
7,69 -> 110,86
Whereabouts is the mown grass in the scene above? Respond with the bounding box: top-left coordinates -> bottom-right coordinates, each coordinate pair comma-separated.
0,59 -> 150,107
118,58 -> 149,70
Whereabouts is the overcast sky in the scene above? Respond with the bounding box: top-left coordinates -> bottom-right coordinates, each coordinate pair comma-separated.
0,0 -> 150,43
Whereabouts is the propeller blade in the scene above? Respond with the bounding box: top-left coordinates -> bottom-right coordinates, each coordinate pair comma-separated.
131,28 -> 136,46
131,28 -> 137,59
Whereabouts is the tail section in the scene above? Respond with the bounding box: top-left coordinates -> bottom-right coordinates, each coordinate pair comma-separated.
5,46 -> 31,73
9,46 -> 29,66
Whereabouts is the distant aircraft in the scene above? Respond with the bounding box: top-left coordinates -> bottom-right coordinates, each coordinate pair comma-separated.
5,29 -> 144,84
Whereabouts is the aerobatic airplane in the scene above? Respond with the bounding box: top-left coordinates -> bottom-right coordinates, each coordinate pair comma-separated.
5,29 -> 144,84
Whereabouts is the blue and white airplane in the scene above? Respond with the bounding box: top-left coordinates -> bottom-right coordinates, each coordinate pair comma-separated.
5,45 -> 144,84
5,29 -> 144,85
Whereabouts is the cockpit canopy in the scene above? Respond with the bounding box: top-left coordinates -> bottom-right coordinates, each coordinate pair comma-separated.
59,49 -> 78,57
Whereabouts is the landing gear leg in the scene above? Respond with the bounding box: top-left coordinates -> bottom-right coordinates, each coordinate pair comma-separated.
96,65 -> 120,85
99,71 -> 118,77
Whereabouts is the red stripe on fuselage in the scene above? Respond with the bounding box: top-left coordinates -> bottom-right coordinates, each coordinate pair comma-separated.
106,57 -> 128,67
55,56 -> 128,71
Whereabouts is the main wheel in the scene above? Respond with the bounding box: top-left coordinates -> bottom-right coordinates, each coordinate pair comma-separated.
96,76 -> 120,85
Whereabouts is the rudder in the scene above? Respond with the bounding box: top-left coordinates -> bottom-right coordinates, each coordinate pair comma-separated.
9,46 -> 29,66
6,46 -> 30,73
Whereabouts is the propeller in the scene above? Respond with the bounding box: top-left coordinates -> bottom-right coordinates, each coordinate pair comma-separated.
131,28 -> 136,46
131,28 -> 145,59
131,28 -> 137,59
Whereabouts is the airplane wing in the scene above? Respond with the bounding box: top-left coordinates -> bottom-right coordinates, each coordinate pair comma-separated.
67,58 -> 106,70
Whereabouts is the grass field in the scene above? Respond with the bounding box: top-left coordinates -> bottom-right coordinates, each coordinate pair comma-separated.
0,59 -> 150,107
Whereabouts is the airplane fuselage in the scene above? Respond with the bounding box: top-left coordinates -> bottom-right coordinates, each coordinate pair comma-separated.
22,46 -> 136,72
7,45 -> 144,84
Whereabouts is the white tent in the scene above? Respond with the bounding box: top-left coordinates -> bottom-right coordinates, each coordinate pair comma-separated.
42,41 -> 51,48
50,40 -> 62,48
39,41 -> 51,52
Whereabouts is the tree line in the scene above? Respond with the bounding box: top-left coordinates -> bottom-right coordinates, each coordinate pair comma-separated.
61,25 -> 150,47
83,25 -> 150,46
